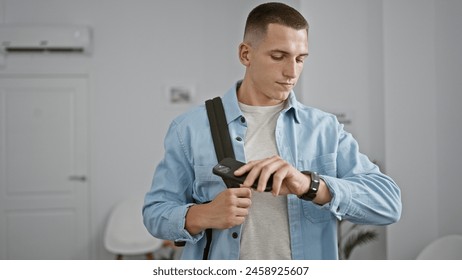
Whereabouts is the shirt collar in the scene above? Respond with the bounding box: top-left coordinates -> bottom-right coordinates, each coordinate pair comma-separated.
222,81 -> 301,124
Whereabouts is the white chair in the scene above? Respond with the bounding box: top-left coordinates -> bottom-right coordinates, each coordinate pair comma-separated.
416,234 -> 462,260
104,195 -> 163,259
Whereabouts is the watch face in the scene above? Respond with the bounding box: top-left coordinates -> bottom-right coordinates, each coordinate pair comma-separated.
301,192 -> 316,201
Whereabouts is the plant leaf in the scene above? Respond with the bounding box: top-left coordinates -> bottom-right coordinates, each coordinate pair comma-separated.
342,230 -> 378,260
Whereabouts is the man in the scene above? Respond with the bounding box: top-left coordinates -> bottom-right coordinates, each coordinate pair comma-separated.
143,2 -> 401,260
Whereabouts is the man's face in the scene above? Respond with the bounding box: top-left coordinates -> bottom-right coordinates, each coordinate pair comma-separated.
241,23 -> 308,106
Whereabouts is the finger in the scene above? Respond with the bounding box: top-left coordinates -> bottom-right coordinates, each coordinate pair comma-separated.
237,197 -> 252,209
230,187 -> 252,198
243,157 -> 280,189
233,216 -> 246,226
234,207 -> 249,217
255,157 -> 285,192
234,156 -> 277,177
270,166 -> 288,196
234,159 -> 259,176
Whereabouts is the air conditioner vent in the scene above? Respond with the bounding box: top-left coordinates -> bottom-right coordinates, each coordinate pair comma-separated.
0,25 -> 91,54
4,47 -> 85,53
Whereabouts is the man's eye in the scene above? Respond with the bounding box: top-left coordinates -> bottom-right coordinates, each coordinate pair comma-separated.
271,55 -> 284,60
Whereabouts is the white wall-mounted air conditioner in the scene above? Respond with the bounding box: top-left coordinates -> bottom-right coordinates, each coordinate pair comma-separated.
0,25 -> 91,54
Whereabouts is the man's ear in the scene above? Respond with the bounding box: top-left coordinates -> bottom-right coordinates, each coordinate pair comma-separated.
238,43 -> 251,66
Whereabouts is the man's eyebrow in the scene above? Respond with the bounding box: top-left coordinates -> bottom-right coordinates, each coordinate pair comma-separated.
270,49 -> 309,56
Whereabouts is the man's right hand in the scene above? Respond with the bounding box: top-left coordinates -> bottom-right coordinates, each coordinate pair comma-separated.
185,188 -> 252,235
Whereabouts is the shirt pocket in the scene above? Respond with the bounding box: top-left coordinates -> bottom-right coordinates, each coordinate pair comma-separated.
193,165 -> 226,203
300,201 -> 334,223
298,153 -> 337,223
299,153 -> 337,177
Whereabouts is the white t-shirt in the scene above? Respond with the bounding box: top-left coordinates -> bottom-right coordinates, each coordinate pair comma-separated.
238,101 -> 292,260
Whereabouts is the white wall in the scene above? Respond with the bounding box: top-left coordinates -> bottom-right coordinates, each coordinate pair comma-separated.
434,0 -> 462,239
384,0 -> 462,259
383,0 -> 438,260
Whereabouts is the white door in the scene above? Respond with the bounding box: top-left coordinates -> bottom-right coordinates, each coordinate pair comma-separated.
0,77 -> 90,259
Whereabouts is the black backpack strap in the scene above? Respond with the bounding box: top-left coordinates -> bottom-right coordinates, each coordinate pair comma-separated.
202,223 -> 213,260
200,97 -> 236,260
205,97 -> 235,162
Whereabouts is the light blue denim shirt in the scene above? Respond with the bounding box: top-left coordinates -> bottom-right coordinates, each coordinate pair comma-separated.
143,82 -> 402,260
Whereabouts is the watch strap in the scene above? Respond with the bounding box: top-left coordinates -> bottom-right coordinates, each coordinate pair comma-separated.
299,171 -> 320,201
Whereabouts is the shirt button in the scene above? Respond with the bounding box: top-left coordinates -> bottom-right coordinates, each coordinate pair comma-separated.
240,117 -> 246,123
232,232 -> 239,239
235,136 -> 242,142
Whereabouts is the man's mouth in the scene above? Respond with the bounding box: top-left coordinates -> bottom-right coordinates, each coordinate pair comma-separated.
277,82 -> 295,88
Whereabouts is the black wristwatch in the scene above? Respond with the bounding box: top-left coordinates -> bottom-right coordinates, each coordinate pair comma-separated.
298,171 -> 320,201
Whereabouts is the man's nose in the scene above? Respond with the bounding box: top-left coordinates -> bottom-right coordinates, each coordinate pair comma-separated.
283,60 -> 297,78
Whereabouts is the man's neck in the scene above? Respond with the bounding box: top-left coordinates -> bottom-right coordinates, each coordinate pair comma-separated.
237,79 -> 284,106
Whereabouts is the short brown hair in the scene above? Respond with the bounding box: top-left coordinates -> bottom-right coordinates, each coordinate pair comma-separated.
243,2 -> 309,44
